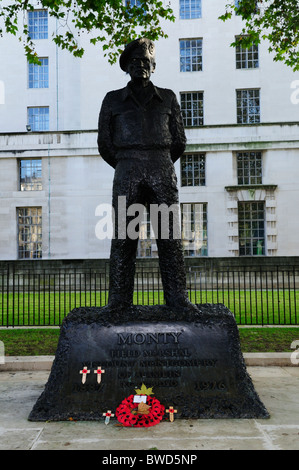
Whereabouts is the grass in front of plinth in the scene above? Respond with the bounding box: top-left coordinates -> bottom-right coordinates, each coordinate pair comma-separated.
0,327 -> 299,356
1,289 -> 299,326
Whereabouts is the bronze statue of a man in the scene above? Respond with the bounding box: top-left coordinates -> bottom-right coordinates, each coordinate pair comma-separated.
98,38 -> 193,311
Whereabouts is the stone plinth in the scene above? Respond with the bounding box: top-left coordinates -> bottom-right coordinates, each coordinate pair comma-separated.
28,304 -> 269,421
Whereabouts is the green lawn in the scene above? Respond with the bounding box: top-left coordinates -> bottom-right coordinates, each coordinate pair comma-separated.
1,289 -> 299,326
0,327 -> 298,356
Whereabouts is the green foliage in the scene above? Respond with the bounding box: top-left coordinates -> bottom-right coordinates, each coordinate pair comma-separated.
2,0 -> 298,70
0,0 -> 175,64
219,0 -> 299,71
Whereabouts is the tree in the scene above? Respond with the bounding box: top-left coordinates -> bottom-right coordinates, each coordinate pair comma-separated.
1,0 -> 299,71
219,0 -> 299,71
0,0 -> 175,64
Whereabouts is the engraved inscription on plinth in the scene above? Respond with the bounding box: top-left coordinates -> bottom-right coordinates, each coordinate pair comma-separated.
66,322 -> 233,406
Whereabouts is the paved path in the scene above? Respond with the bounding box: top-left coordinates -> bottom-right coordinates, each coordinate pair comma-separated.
1,366 -> 299,450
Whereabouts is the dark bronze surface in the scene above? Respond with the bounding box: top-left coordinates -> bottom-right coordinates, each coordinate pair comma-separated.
97,38 -> 191,310
29,304 -> 269,421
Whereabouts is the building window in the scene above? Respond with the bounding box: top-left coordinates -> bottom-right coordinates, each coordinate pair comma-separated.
180,0 -> 202,19
137,209 -> 156,258
181,154 -> 205,186
180,39 -> 203,72
127,0 -> 142,5
238,201 -> 265,256
137,203 -> 208,258
181,203 -> 208,256
19,159 -> 42,191
236,37 -> 259,69
28,10 -> 48,40
180,92 -> 204,126
237,151 -> 262,185
235,0 -> 241,14
17,207 -> 42,259
28,58 -> 49,88
125,0 -> 146,18
27,106 -> 49,131
235,0 -> 260,15
236,89 -> 260,124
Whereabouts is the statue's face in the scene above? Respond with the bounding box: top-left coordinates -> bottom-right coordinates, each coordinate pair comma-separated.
127,48 -> 155,81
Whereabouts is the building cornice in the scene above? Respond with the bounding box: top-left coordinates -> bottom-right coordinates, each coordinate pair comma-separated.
225,184 -> 278,192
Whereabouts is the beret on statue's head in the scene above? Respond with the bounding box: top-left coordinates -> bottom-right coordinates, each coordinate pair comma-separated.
119,38 -> 156,72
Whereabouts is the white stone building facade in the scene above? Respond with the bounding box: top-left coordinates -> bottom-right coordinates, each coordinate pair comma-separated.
0,0 -> 299,261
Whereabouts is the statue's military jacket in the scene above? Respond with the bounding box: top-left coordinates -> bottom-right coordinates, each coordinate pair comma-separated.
97,82 -> 186,169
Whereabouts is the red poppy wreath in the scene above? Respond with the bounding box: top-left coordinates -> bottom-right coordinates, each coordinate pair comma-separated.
115,385 -> 165,427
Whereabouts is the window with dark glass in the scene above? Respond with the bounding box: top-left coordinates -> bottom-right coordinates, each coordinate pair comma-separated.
137,209 -> 155,258
237,151 -> 262,185
236,37 -> 259,69
17,207 -> 42,259
238,201 -> 265,256
235,0 -> 259,15
181,154 -> 205,186
180,92 -> 204,126
181,203 -> 208,256
236,89 -> 260,124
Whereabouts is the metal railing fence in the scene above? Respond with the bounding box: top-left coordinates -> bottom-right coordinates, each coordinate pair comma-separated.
0,265 -> 299,326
